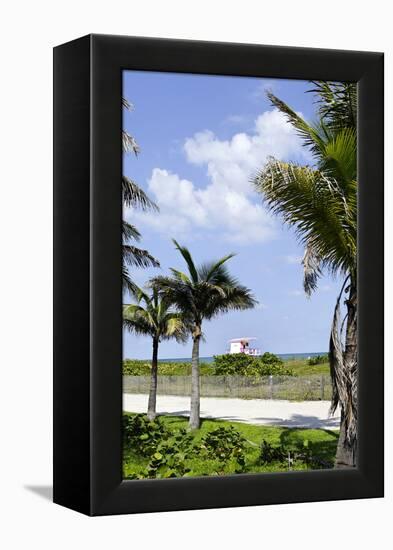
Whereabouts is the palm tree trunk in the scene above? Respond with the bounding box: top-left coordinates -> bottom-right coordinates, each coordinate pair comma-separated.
335,410 -> 356,468
147,338 -> 159,421
189,326 -> 201,429
335,282 -> 357,468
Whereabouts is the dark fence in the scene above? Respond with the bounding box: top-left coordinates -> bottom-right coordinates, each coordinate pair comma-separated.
123,375 -> 332,401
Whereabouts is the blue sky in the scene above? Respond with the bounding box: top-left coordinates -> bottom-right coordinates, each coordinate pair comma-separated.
122,71 -> 343,359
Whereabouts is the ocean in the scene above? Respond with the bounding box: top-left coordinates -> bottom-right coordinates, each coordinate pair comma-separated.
158,352 -> 327,364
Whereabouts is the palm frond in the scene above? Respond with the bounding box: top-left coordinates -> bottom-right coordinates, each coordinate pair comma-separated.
172,239 -> 199,283
320,127 -> 357,189
122,96 -> 139,155
302,241 -> 321,296
153,244 -> 256,325
198,263 -> 238,288
267,91 -> 329,159
151,275 -> 196,316
205,281 -> 229,297
308,81 -> 357,131
203,284 -> 257,319
198,253 -> 236,283
123,303 -> 146,316
121,96 -> 159,300
122,130 -> 140,155
122,220 -> 141,242
122,266 -> 139,295
253,159 -> 356,276
123,318 -> 149,336
127,283 -> 152,305
123,286 -> 190,343
123,245 -> 160,269
122,176 -> 158,211
122,97 -> 133,110
169,268 -> 192,285
164,314 -> 190,343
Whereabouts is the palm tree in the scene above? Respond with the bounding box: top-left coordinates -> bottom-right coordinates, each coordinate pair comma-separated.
152,240 -> 256,429
123,285 -> 188,420
122,98 -> 160,292
253,82 -> 357,467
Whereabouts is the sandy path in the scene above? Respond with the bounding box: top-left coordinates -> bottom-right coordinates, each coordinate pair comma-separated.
123,393 -> 340,430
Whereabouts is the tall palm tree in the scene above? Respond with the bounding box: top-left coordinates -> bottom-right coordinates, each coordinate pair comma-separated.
253,82 -> 357,467
122,98 -> 160,292
123,285 -> 188,420
152,240 -> 256,429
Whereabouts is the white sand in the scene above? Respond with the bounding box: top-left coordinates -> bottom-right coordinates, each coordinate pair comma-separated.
123,394 -> 340,430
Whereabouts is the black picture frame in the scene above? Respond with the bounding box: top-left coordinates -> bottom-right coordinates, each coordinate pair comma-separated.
53,34 -> 384,516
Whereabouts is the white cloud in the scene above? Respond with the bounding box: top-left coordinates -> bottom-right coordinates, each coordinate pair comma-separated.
130,108 -> 309,245
184,109 -> 308,195
256,302 -> 268,310
148,169 -> 209,228
129,168 -> 274,244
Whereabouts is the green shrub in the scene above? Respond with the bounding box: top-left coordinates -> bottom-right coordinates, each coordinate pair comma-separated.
123,359 -> 214,376
259,439 -> 332,469
199,426 -> 247,472
122,414 -> 170,457
125,421 -> 196,479
123,353 -> 294,377
260,352 -> 283,365
213,353 -> 293,376
158,362 -> 191,375
142,428 -> 195,478
213,353 -> 254,375
307,354 -> 328,366
259,439 -> 288,463
122,360 -> 151,375
124,418 -> 249,478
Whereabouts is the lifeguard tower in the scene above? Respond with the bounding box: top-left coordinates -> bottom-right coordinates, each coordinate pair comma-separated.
228,337 -> 261,356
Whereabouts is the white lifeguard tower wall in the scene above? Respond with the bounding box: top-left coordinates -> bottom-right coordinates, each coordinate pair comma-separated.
229,341 -> 243,354
228,337 -> 261,356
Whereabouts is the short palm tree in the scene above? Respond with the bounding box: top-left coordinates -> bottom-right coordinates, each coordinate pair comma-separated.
122,98 -> 159,292
152,240 -> 256,429
123,285 -> 188,420
253,82 -> 357,467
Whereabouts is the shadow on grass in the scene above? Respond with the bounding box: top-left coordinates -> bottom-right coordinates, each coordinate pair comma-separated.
251,414 -> 340,429
149,413 -> 340,431
279,426 -> 339,461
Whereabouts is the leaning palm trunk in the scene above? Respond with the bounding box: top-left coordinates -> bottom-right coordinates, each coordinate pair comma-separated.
147,338 -> 159,420
330,278 -> 357,467
189,326 -> 201,429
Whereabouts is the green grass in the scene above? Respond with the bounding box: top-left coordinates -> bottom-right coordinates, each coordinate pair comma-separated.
123,358 -> 330,377
123,413 -> 338,479
285,359 -> 330,376
123,359 -> 214,376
